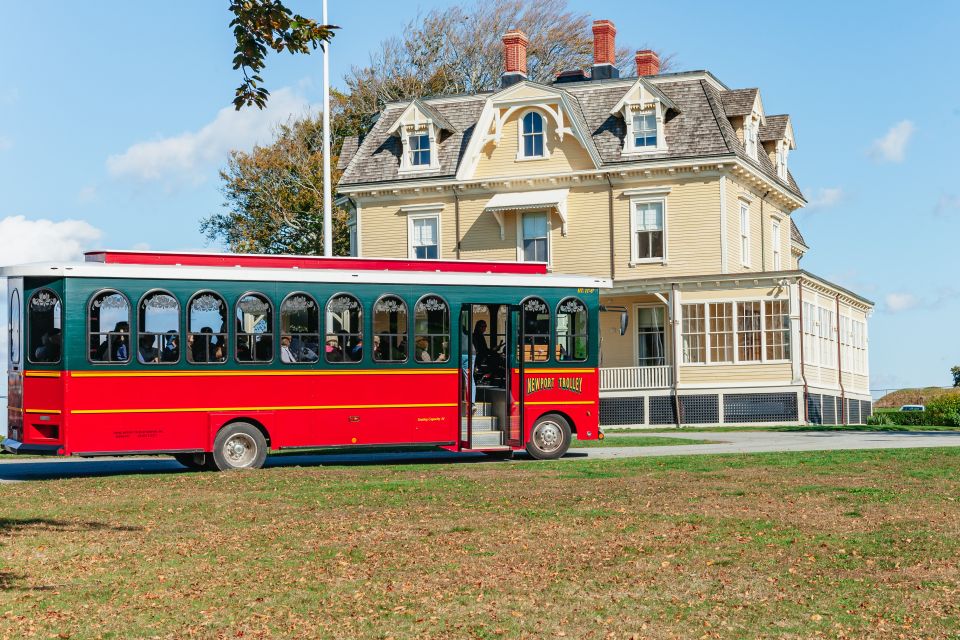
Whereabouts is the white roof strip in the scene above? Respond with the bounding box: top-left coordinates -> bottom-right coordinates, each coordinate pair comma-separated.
484,188 -> 569,239
0,261 -> 610,290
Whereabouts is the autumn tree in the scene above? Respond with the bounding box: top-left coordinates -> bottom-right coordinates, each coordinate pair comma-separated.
201,117 -> 350,255
952,366 -> 960,387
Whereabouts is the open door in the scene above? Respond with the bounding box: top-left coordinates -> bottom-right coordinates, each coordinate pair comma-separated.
458,304 -> 515,451
506,305 -> 524,449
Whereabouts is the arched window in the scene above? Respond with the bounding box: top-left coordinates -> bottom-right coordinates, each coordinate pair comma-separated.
414,295 -> 449,363
27,289 -> 61,364
9,289 -> 21,366
326,294 -> 363,363
522,296 -> 550,363
236,293 -> 273,363
89,290 -> 131,363
372,295 -> 407,363
280,293 -> 320,364
556,297 -> 588,362
138,291 -> 180,364
521,111 -> 545,158
187,291 -> 228,364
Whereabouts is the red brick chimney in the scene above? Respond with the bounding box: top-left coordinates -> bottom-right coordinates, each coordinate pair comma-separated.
590,20 -> 620,80
501,29 -> 529,87
635,50 -> 661,77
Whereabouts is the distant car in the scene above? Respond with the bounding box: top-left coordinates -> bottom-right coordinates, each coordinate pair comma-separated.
900,404 -> 926,412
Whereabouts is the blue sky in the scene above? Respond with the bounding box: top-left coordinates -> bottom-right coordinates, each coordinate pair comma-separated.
1,0 -> 958,393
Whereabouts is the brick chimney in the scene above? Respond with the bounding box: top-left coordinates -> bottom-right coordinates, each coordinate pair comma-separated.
635,50 -> 660,77
591,20 -> 619,80
501,29 -> 529,88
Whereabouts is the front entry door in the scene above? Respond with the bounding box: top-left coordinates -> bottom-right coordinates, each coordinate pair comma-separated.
506,306 -> 524,448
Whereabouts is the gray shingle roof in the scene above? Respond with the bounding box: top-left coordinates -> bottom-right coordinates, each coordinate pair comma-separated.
719,88 -> 759,117
338,74 -> 803,200
759,115 -> 790,142
337,135 -> 359,171
790,219 -> 808,248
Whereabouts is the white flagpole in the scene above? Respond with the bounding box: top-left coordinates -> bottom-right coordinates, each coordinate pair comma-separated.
321,0 -> 333,257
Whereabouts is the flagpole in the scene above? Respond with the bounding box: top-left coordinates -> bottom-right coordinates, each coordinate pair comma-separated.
321,0 -> 333,257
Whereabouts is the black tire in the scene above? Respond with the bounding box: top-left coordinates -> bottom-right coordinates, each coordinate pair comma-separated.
525,414 -> 572,460
173,452 -> 210,470
210,422 -> 268,471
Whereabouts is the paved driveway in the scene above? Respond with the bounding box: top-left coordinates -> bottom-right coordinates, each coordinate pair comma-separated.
1,430 -> 959,482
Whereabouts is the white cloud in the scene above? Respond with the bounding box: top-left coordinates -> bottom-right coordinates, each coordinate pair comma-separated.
0,215 -> 103,267
805,187 -> 844,210
106,87 -> 314,184
934,194 -> 960,216
869,120 -> 915,163
884,292 -> 920,313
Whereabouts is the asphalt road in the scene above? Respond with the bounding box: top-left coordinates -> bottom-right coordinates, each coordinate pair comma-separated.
1,430 -> 959,482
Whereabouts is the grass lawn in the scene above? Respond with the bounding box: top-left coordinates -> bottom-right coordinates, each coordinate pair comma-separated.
2,448 -> 960,638
612,424 -> 960,433
574,435 -> 718,448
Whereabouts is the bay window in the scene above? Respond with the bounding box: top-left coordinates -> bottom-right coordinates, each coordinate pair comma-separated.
737,301 -> 762,362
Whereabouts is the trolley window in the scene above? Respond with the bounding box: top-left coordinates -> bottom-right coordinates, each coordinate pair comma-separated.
138,291 -> 180,364
325,294 -> 363,363
10,288 -> 21,366
187,292 -> 228,364
414,295 -> 449,363
280,293 -> 320,364
521,297 -> 550,363
27,289 -> 61,364
89,290 -> 131,363
555,297 -> 588,362
372,295 -> 408,363
236,293 -> 273,363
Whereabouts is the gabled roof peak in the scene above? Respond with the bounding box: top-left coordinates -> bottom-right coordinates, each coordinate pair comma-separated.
386,98 -> 458,136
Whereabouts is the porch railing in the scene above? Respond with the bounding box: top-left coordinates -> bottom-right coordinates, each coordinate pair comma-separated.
600,365 -> 673,391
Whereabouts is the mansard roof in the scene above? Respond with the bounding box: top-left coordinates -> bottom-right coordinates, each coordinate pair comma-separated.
337,70 -> 803,201
790,218 -> 808,248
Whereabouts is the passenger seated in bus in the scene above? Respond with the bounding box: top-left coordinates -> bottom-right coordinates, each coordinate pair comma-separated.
161,331 -> 179,362
192,327 -> 213,363
372,335 -> 384,360
325,335 -> 343,362
280,335 -> 297,363
348,336 -> 363,362
95,321 -> 129,361
414,336 -> 432,362
236,339 -> 252,362
34,328 -> 61,362
138,335 -> 159,363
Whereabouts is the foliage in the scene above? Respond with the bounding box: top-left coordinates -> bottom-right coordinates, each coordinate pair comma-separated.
952,365 -> 960,387
229,0 -> 336,110
928,394 -> 960,427
201,116 -> 350,254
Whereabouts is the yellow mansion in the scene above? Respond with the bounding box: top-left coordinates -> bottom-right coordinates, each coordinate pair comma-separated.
336,19 -> 872,427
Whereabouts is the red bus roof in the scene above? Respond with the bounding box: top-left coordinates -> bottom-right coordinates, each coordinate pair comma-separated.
84,250 -> 549,275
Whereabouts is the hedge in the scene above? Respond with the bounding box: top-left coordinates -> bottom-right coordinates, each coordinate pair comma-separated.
866,411 -> 933,426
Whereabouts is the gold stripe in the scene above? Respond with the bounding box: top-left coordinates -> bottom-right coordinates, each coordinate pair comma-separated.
513,368 -> 597,374
524,400 -> 596,406
24,409 -> 61,415
70,402 -> 457,415
70,369 -> 458,379
24,371 -> 62,378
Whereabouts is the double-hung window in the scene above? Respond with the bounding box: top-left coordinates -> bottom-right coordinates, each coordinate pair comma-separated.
681,303 -> 706,364
736,301 -> 762,362
409,133 -> 431,167
771,220 -> 782,270
739,202 -> 751,267
632,112 -> 657,149
632,200 -> 664,262
709,302 -> 734,363
521,111 -> 545,158
409,215 -> 439,260
764,300 -> 790,361
521,211 -> 549,263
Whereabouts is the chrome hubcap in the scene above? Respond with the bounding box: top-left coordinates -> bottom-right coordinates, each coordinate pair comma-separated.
223,433 -> 257,467
534,421 -> 563,453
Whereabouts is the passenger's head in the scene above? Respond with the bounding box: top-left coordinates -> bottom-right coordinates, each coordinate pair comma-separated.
475,320 -> 487,333
281,335 -> 292,347
200,326 -> 212,334
416,336 -> 428,349
115,321 -> 129,333
139,336 -> 154,349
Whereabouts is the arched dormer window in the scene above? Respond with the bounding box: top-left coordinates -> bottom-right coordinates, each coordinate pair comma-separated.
519,111 -> 546,159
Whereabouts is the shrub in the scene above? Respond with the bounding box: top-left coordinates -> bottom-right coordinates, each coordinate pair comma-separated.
928,395 -> 960,426
866,410 -> 931,427
866,413 -> 893,426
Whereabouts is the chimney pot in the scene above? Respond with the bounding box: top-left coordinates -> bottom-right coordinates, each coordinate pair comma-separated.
591,20 -> 617,66
502,29 -> 529,84
635,50 -> 661,77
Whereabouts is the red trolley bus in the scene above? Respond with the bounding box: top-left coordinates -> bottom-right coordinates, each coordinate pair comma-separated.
4,251 -> 613,470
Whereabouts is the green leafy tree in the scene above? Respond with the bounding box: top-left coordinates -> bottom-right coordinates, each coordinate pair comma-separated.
952,366 -> 960,387
201,117 -> 350,254
229,0 -> 336,110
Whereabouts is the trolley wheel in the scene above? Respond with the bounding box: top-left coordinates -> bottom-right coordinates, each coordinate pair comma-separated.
525,414 -> 572,460
173,452 -> 210,470
211,423 -> 268,471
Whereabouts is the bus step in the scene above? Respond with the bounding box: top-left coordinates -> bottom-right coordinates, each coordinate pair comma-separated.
468,430 -> 504,447
466,402 -> 494,417
460,416 -> 498,430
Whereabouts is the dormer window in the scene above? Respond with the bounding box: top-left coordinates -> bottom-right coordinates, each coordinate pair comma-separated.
632,112 -> 657,148
520,111 -> 546,158
775,144 -> 788,180
744,117 -> 759,160
410,133 -> 431,166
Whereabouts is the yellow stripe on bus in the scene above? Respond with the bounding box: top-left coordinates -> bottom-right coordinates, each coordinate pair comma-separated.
70,402 -> 458,415
70,369 -> 458,378
23,371 -> 62,378
524,400 -> 596,406
512,368 -> 597,374
24,409 -> 62,415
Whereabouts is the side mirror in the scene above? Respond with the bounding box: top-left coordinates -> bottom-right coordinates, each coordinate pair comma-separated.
599,305 -> 629,336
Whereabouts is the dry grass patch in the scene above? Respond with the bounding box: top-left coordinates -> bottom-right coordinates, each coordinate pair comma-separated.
1,448 -> 959,638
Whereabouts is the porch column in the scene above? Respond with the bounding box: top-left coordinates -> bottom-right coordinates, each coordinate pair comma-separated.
789,281 -> 803,384
670,286 -> 682,386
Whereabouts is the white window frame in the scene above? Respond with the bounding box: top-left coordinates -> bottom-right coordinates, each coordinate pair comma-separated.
743,115 -> 759,160
629,195 -> 667,265
676,296 -> 792,367
407,212 -> 441,260
515,209 -> 551,265
623,103 -> 668,155
633,303 -> 669,367
771,218 -> 782,270
516,109 -> 549,161
776,143 -> 789,180
398,124 -> 440,173
739,201 -> 752,268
